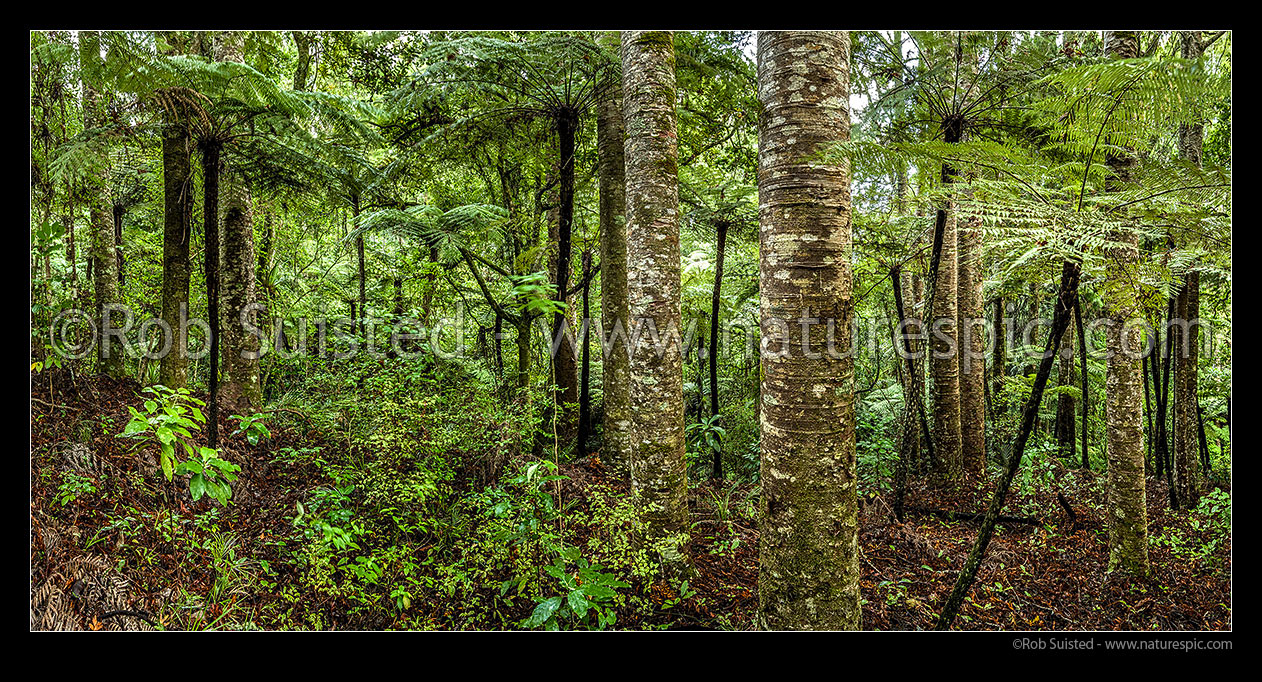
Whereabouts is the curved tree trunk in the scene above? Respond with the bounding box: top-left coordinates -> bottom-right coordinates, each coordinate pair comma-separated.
1101,29 -> 1150,576
597,38 -> 633,472
755,30 -> 859,630
621,30 -> 689,562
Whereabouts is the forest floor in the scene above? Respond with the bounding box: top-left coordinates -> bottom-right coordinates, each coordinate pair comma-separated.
30,368 -> 1231,631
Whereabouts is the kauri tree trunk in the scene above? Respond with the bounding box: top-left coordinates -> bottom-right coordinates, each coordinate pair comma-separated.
597,35 -> 633,471
755,30 -> 859,630
621,30 -> 690,563
1100,29 -> 1150,576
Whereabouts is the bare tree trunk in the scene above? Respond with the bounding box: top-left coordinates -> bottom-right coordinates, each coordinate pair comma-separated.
621,30 -> 690,564
597,33 -> 632,473
708,221 -> 728,479
755,30 -> 858,630
217,32 -> 261,415
958,206 -> 985,475
80,32 -> 125,378
157,103 -> 192,387
1101,29 -> 1150,576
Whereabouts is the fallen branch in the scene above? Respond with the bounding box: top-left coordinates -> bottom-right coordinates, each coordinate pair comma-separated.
905,506 -> 1041,526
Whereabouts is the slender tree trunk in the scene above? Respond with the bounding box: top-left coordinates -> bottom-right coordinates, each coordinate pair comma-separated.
708,221 -> 728,479
597,34 -> 632,472
354,198 -> 366,340
755,30 -> 858,630
1076,295 -> 1089,468
1175,31 -> 1206,506
958,204 -> 985,475
550,113 -> 581,442
621,30 -> 690,563
112,203 -> 126,285
1100,29 -> 1150,575
217,32 -> 261,415
201,143 -> 222,446
992,296 -> 1005,414
936,259 -> 1082,629
1054,312 -> 1077,457
516,316 -> 531,390
578,257 -> 593,458
893,265 -> 931,519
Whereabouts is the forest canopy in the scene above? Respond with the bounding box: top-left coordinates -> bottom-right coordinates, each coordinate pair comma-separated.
29,29 -> 1231,635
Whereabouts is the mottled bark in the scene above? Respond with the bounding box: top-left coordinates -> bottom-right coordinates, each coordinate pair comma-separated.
201,142 -> 222,447
755,30 -> 859,630
1100,29 -> 1149,576
597,38 -> 633,472
621,30 -> 690,560
957,205 -> 985,475
216,33 -> 261,415
158,118 -> 192,387
80,31 -> 125,378
292,31 -> 315,91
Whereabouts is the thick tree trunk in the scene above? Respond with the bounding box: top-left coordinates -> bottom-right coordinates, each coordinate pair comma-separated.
755,30 -> 859,630
1100,29 -> 1150,576
621,30 -> 690,563
597,35 -> 632,472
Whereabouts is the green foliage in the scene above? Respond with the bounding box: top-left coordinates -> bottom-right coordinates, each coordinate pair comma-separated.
118,385 -> 240,505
